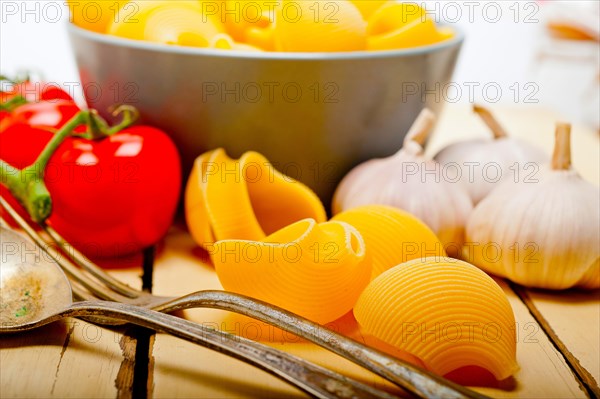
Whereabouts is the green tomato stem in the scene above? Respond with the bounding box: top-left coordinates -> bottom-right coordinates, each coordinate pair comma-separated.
0,111 -> 89,222
107,105 -> 139,135
33,111 -> 89,173
0,95 -> 28,111
84,106 -> 139,139
0,159 -> 51,223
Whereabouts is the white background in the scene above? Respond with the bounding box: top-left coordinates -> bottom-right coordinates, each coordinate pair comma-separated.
1,0 -> 598,129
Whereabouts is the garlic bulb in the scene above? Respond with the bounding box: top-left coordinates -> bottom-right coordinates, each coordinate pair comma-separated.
435,105 -> 548,204
333,109 -> 473,257
464,123 -> 600,290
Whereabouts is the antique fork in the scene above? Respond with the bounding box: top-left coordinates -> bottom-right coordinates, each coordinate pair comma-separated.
0,197 -> 487,399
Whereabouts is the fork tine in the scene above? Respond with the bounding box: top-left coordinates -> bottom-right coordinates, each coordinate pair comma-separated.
70,277 -> 96,301
43,224 -> 141,298
0,196 -> 132,302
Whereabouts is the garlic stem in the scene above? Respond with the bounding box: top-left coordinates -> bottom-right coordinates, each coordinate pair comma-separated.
473,105 -> 508,139
402,108 -> 436,153
551,122 -> 572,170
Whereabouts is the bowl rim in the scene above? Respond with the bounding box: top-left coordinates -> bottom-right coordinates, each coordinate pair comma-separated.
67,22 -> 464,60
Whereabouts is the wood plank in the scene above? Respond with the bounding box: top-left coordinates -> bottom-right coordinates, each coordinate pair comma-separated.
516,286 -> 600,397
0,321 -> 124,398
0,265 -> 144,399
110,266 -> 152,399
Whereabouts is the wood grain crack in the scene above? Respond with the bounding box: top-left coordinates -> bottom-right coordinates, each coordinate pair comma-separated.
510,282 -> 600,398
146,332 -> 155,397
50,323 -> 75,394
113,246 -> 157,399
115,328 -> 138,399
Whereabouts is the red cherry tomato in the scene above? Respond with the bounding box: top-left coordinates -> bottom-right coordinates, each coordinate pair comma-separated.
1,100 -> 81,131
0,110 -> 11,126
0,122 -> 182,259
0,87 -> 19,103
1,81 -> 73,103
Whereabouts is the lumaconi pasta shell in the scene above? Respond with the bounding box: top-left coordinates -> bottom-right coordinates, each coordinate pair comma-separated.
332,205 -> 446,280
350,0 -> 388,19
185,151 -> 215,246
209,33 -> 264,51
275,0 -> 367,52
366,2 -> 427,36
213,219 -> 372,324
222,0 -> 275,42
108,1 -> 223,47
366,2 -> 451,50
101,0 -> 453,52
245,25 -> 276,51
67,0 -> 129,33
367,18 -> 443,51
185,149 -> 326,250
354,257 -> 519,380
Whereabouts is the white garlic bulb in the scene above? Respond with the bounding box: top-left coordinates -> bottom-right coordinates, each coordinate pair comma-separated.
435,105 -> 548,204
464,123 -> 600,290
333,109 -> 473,257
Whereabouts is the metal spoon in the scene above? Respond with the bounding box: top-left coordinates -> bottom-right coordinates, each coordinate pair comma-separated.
0,226 -> 399,399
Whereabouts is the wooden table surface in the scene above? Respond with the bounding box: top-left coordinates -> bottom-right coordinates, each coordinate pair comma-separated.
1,105 -> 599,399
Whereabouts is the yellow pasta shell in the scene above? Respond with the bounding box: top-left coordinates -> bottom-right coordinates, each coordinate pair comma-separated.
354,257 -> 519,380
368,18 -> 445,51
275,0 -> 367,52
108,1 -> 223,47
350,0 -> 388,19
67,0 -> 128,34
185,151 -> 215,246
221,0 -> 275,41
366,2 -> 450,50
213,219 -> 372,324
332,205 -> 446,280
230,42 -> 264,52
209,33 -> 264,51
185,149 -> 326,250
245,25 -> 276,51
367,2 -> 425,36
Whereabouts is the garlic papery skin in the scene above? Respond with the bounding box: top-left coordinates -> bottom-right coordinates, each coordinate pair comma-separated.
464,123 -> 600,290
434,105 -> 548,205
332,108 -> 473,257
